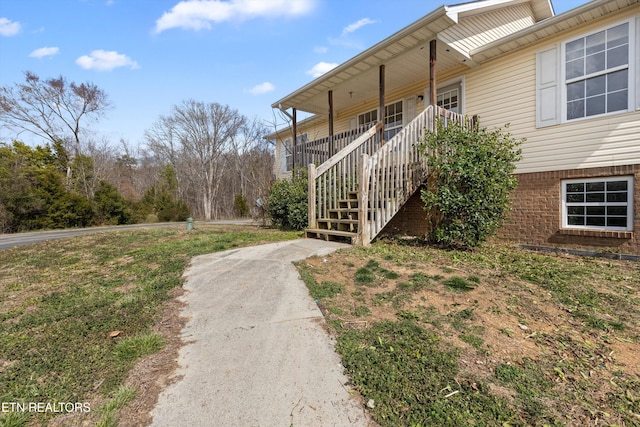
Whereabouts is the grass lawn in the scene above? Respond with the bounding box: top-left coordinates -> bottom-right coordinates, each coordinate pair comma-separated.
297,239 -> 640,426
0,224 -> 300,427
2,226 -> 638,427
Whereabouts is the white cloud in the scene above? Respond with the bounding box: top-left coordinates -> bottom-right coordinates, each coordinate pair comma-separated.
313,46 -> 328,54
247,82 -> 275,95
306,61 -> 338,78
341,17 -> 376,36
0,17 -> 21,36
29,46 -> 60,58
76,50 -> 140,71
155,0 -> 315,32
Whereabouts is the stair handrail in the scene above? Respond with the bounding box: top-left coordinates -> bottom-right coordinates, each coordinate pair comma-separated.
315,122 -> 382,175
308,122 -> 382,229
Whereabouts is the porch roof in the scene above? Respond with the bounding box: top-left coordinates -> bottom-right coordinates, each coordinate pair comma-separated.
271,0 -> 554,117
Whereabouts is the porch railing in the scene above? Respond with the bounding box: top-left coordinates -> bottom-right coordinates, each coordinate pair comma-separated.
293,125 -> 373,170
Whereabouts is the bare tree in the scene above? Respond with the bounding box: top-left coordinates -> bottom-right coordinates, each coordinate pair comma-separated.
0,71 -> 110,155
145,100 -> 246,220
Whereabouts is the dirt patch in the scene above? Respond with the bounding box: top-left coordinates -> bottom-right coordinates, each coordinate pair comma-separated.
299,243 -> 640,425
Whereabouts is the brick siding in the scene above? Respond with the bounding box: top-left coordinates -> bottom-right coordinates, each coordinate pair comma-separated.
500,165 -> 639,255
380,166 -> 639,255
380,186 -> 431,237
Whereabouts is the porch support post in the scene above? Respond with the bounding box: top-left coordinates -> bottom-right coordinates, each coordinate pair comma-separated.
379,64 -> 385,143
308,163 -> 316,229
328,90 -> 334,156
429,39 -> 437,106
292,108 -> 297,170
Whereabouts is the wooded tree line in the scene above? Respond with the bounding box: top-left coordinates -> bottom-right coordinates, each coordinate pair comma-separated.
0,72 -> 274,233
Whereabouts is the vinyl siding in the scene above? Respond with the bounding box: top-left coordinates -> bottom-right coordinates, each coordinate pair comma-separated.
466,6 -> 640,174
439,3 -> 536,54
275,3 -> 640,178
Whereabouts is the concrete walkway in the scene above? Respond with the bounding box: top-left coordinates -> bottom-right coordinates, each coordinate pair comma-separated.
150,239 -> 370,427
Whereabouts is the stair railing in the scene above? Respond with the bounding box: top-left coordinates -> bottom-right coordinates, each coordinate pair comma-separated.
357,105 -> 467,245
308,122 -> 383,229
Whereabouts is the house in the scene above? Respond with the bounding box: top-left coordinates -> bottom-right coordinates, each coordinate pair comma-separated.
269,0 -> 640,255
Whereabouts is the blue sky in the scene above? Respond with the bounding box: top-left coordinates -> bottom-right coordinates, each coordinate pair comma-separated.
0,0 -> 587,148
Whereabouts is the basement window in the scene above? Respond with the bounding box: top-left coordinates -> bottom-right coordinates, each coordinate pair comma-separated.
561,176 -> 633,231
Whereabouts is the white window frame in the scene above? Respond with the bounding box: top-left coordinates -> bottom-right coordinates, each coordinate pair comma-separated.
425,76 -> 465,114
281,133 -> 308,172
561,176 -> 634,231
357,109 -> 378,128
436,84 -> 461,113
536,17 -> 638,128
282,138 -> 293,172
384,100 -> 403,140
560,18 -> 636,123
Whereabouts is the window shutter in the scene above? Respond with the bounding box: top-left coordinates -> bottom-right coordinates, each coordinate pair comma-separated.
536,46 -> 560,127
349,118 -> 356,130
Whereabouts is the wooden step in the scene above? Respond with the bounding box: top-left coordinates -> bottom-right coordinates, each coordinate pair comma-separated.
317,218 -> 358,232
339,199 -> 358,209
305,228 -> 357,244
328,208 -> 359,220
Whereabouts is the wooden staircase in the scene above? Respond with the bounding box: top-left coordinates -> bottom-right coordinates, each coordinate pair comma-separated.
305,191 -> 360,243
305,105 -> 468,246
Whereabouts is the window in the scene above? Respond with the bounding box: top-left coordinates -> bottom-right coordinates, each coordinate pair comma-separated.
565,22 -> 629,120
282,133 -> 308,172
437,87 -> 459,113
384,100 -> 403,140
562,176 -> 633,231
536,19 -> 637,128
358,109 -> 377,128
283,138 -> 293,172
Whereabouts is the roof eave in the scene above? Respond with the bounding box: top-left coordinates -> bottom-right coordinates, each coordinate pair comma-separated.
271,5 -> 454,111
470,0 -> 634,62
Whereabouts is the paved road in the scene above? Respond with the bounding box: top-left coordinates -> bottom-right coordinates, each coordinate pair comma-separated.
0,220 -> 255,251
150,239 -> 370,427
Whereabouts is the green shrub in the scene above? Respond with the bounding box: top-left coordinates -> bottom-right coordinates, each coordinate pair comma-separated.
417,120 -> 523,249
234,193 -> 249,217
266,169 -> 308,230
135,165 -> 190,223
94,181 -> 133,225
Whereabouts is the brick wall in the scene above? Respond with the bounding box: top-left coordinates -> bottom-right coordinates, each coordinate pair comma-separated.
380,166 -> 639,256
499,165 -> 640,255
380,186 -> 431,237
